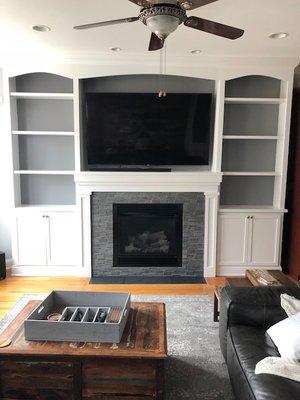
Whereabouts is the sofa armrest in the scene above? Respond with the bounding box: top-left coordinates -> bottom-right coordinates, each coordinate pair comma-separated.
219,286 -> 300,361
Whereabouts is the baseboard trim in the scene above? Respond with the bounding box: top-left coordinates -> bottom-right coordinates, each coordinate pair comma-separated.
90,276 -> 205,284
10,265 -> 88,277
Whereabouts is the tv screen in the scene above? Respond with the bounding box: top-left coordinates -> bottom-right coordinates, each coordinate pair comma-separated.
84,92 -> 213,168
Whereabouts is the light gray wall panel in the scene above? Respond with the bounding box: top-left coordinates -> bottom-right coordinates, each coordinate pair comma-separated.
18,136 -> 75,170
222,140 -> 277,172
20,175 -> 75,205
220,176 -> 275,206
17,99 -> 74,131
224,104 -> 279,135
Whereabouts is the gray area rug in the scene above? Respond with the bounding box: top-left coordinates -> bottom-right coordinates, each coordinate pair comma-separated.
0,294 -> 233,400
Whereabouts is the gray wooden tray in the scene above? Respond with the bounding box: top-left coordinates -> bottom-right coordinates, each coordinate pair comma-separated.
24,291 -> 130,343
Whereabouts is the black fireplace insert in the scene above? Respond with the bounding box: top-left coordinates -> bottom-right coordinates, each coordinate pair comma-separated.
113,203 -> 183,268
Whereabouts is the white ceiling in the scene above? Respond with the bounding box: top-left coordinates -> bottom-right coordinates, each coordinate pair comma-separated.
0,0 -> 299,61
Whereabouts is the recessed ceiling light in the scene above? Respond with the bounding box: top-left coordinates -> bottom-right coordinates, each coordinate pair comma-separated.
32,25 -> 51,32
269,32 -> 289,39
181,1 -> 192,9
190,49 -> 202,54
110,47 -> 122,52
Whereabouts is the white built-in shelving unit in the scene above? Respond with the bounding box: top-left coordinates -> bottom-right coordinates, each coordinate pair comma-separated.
7,73 -> 79,274
5,70 -> 294,277
9,73 -> 76,207
220,75 -> 286,208
217,75 -> 293,275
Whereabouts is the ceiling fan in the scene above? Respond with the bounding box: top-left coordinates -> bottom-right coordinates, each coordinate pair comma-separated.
73,0 -> 244,51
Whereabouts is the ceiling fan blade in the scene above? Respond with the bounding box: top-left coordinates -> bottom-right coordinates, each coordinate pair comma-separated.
128,0 -> 153,7
184,16 -> 244,39
178,0 -> 218,10
148,33 -> 164,51
74,16 -> 139,30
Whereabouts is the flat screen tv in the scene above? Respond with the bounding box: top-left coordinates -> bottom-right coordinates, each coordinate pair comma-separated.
84,92 -> 213,168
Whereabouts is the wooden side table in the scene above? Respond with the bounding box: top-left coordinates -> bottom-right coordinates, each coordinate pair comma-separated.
213,270 -> 297,322
213,286 -> 222,322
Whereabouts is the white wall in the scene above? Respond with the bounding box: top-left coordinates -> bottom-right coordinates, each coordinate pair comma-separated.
0,68 -> 13,260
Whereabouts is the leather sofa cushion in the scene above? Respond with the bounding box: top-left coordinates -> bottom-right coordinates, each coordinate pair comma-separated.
219,286 -> 300,362
227,325 -> 300,400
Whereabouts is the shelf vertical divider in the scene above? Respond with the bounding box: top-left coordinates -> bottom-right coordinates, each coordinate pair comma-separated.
212,79 -> 225,173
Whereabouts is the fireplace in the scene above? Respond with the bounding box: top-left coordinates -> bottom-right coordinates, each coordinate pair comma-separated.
113,204 -> 183,268
90,192 -> 205,283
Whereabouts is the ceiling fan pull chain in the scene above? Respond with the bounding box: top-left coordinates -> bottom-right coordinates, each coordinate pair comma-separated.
158,42 -> 167,98
163,42 -> 167,97
158,46 -> 164,97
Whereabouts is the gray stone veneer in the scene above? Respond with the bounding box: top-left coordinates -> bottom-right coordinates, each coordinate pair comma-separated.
91,192 -> 205,279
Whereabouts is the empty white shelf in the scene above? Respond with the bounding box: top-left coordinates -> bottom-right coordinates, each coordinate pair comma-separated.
14,170 -> 75,175
223,135 -> 278,140
12,130 -> 75,136
219,205 -> 287,213
225,97 -> 284,105
10,92 -> 74,100
222,171 -> 279,176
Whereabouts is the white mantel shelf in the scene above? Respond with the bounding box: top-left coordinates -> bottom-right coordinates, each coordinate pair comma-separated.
74,171 -> 223,194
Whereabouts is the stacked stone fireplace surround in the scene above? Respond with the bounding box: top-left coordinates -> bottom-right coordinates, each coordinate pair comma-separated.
91,192 -> 205,283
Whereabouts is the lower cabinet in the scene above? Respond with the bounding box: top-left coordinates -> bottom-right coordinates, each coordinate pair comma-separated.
217,212 -> 283,274
15,210 -> 78,267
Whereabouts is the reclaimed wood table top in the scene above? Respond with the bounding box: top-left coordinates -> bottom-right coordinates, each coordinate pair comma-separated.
226,270 -> 297,288
0,301 -> 167,359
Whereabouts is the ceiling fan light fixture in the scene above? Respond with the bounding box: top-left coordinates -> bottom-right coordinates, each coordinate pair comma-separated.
269,32 -> 288,39
140,5 -> 186,39
190,49 -> 202,54
146,15 -> 180,39
110,47 -> 122,52
181,1 -> 192,10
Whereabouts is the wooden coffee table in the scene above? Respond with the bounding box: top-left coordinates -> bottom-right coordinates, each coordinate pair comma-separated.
0,300 -> 167,400
213,270 -> 297,322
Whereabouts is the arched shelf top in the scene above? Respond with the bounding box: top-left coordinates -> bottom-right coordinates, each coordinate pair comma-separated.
11,72 -> 73,94
225,75 -> 282,99
82,74 -> 215,94
226,74 -> 282,82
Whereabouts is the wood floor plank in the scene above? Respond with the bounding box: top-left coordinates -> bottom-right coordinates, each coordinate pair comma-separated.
0,276 -> 222,320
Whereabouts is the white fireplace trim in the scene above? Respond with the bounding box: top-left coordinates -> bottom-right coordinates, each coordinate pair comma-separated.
75,171 -> 222,278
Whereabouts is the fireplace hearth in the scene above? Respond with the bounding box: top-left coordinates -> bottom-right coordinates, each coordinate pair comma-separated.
113,204 -> 183,268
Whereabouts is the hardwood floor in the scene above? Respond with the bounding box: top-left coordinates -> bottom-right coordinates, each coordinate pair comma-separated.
0,276 -> 226,320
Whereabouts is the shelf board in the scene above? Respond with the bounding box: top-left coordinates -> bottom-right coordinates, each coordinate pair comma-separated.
12,130 -> 75,136
223,135 -> 278,140
222,171 -> 279,176
14,170 -> 75,175
224,97 -> 284,105
10,92 -> 74,100
219,205 -> 287,213
15,205 -> 76,211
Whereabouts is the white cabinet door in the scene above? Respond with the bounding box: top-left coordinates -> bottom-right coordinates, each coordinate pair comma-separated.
249,214 -> 281,266
16,214 -> 47,265
217,214 -> 249,266
47,212 -> 78,266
